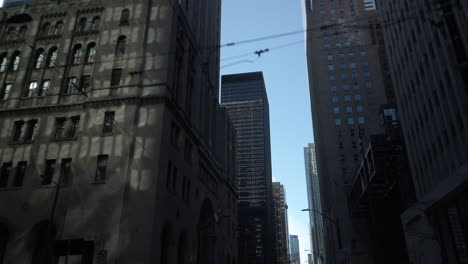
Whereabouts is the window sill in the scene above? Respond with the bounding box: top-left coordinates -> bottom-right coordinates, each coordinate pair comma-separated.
8,140 -> 34,145
50,137 -> 78,142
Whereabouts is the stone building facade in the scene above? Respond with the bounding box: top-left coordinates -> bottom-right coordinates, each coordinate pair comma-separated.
272,182 -> 289,264
0,0 -> 237,263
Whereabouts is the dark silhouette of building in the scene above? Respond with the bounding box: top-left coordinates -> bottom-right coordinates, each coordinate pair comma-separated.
221,72 -> 274,264
0,0 -> 237,263
376,0 -> 468,263
348,106 -> 415,264
273,182 -> 290,264
304,1 -> 396,263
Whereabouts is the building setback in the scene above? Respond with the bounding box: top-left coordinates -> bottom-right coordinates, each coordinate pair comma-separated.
376,0 -> 468,263
273,182 -> 290,264
289,234 -> 300,264
221,72 -> 274,264
304,0 -> 393,262
304,143 -> 326,264
0,0 -> 238,263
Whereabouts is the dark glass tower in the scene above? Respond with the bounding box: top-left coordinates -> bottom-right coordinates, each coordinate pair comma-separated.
221,72 -> 274,264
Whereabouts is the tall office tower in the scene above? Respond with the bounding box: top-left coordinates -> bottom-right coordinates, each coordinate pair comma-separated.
376,0 -> 468,263
273,182 -> 290,264
289,235 -> 300,264
0,0 -> 238,263
221,72 -> 274,264
304,0 -> 394,263
304,143 -> 326,264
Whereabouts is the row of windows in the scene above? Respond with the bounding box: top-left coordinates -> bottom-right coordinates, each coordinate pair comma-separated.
1,9 -> 131,42
328,61 -> 369,70
0,155 -> 108,188
9,112 -> 115,144
166,161 -> 191,201
335,117 -> 365,125
323,31 -> 360,40
0,36 -> 127,99
326,51 -> 367,59
332,94 -> 362,102
334,105 -> 364,113
329,72 -> 370,80
330,82 -> 372,91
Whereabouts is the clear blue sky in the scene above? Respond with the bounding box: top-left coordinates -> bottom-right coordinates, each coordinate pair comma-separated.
221,0 -> 314,262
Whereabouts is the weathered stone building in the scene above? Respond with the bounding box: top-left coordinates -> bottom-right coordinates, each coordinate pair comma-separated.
0,0 -> 237,263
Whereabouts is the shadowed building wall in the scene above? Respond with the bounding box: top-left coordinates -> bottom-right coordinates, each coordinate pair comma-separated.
0,0 -> 237,263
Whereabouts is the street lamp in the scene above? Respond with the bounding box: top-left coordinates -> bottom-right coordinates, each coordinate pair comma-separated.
301,208 -> 342,249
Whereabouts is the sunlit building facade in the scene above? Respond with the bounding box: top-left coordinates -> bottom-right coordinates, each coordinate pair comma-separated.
0,0 -> 237,263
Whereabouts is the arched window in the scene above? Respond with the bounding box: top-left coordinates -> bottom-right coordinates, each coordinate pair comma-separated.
41,22 -> 51,36
10,51 -> 20,71
0,53 -> 8,73
5,27 -> 16,41
0,223 -> 8,264
34,48 -> 45,69
46,47 -> 58,67
77,17 -> 87,32
85,42 -> 96,63
115,35 -> 127,56
90,16 -> 100,31
72,44 -> 83,64
18,26 -> 27,39
120,9 -> 130,25
54,21 -> 64,35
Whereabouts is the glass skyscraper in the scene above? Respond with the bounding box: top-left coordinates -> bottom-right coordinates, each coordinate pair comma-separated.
221,72 -> 274,264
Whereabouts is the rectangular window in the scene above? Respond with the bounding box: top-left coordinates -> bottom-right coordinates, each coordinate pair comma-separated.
327,55 -> 333,61
54,117 -> 66,139
41,160 -> 56,185
111,69 -> 122,86
334,107 -> 340,114
346,106 -> 353,113
28,81 -> 38,97
344,95 -> 351,101
170,122 -> 181,148
40,80 -> 51,96
340,63 -> 346,69
343,84 -> 350,90
335,119 -> 342,126
66,77 -> 77,94
69,116 -> 80,138
348,52 -> 355,58
355,94 -> 361,101
329,74 -> 336,80
362,61 -> 369,67
347,118 -> 354,125
353,84 -> 360,90
351,72 -> 358,79
332,96 -> 339,103
12,120 -> 25,142
338,53 -> 344,59
0,162 -> 12,188
13,161 -> 27,187
363,72 -> 370,78
330,86 -> 337,92
360,51 -> 367,57
335,43 -> 341,48
328,65 -> 335,71
95,155 -> 108,182
80,75 -> 91,92
341,73 -> 348,80
59,158 -> 72,185
366,82 -> 372,88
184,139 -> 192,163
357,105 -> 363,112
324,44 -> 330,49
1,83 -> 12,100
102,112 -> 115,134
23,119 -> 38,141
358,117 -> 365,124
